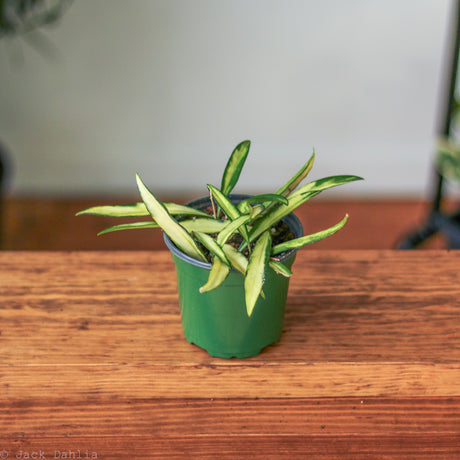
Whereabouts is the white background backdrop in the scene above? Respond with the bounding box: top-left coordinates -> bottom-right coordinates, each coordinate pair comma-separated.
0,0 -> 453,197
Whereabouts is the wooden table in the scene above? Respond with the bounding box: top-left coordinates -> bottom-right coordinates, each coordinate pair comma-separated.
0,250 -> 459,459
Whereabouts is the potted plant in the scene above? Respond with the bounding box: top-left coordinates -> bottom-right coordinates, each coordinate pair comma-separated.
78,140 -> 362,358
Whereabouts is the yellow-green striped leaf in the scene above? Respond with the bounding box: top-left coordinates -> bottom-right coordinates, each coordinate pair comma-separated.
207,184 -> 241,220
199,258 -> 230,293
97,221 -> 158,235
216,215 -> 251,246
247,204 -> 265,219
221,140 -> 251,196
76,202 -> 149,217
194,231 -> 230,265
236,200 -> 265,219
250,175 -> 362,243
165,203 -> 210,218
136,174 -> 207,262
245,231 -> 272,316
256,152 -> 316,219
237,194 -> 288,216
222,244 -> 266,300
76,202 -> 209,218
181,218 -> 227,233
289,175 -> 364,200
275,151 -> 315,197
222,244 -> 248,275
94,217 -> 223,237
208,183 -> 250,244
248,190 -> 319,243
269,259 -> 292,277
271,214 -> 348,255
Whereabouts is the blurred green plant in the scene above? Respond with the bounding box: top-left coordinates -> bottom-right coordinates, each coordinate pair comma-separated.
437,137 -> 460,182
0,0 -> 73,59
0,0 -> 72,38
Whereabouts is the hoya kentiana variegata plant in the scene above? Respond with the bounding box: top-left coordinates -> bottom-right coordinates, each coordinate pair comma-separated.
78,140 -> 363,316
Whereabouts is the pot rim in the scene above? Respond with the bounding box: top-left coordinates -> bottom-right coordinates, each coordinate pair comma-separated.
163,194 -> 304,270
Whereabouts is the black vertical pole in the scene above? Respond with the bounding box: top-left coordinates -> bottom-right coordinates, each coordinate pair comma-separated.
0,141 -> 11,250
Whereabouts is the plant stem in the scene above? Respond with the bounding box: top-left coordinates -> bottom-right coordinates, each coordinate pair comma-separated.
209,190 -> 217,219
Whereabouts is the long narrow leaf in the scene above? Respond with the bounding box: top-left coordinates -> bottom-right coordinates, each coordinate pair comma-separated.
237,194 -> 288,214
289,175 -> 363,199
207,184 -> 241,220
194,231 -> 230,265
216,215 -> 251,246
136,174 -> 207,262
76,202 -> 209,218
249,204 -> 265,219
269,259 -> 292,277
97,218 -> 226,236
165,203 -> 210,218
208,184 -> 250,244
237,202 -> 265,219
256,152 -> 315,219
223,244 -> 266,299
272,214 -> 349,255
250,175 -> 362,243
275,151 -> 315,197
222,244 -> 248,275
238,194 -> 288,208
199,258 -> 230,293
221,140 -> 251,196
245,231 -> 271,316
181,218 -> 227,233
249,190 -> 319,243
76,203 -> 149,217
237,201 -> 251,215
97,221 -> 158,236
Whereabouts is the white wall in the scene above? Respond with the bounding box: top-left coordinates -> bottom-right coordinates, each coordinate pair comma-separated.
0,0 -> 452,197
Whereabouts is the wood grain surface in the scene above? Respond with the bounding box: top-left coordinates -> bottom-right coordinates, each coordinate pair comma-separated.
0,250 -> 459,459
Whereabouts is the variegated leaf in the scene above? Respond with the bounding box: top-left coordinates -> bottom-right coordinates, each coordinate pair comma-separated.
193,231 -> 230,265
248,190 -> 319,244
223,244 -> 266,299
275,151 -> 315,197
222,243 -> 248,275
216,215 -> 251,246
249,175 -> 362,243
271,214 -> 348,255
245,231 -> 272,316
76,202 -> 149,217
199,258 -> 230,293
269,259 -> 292,277
97,217 -> 227,236
237,194 -> 288,211
76,202 -> 209,218
181,218 -> 227,233
289,175 -> 363,199
207,184 -> 241,220
208,184 -> 250,244
136,174 -> 207,262
221,140 -> 251,196
97,221 -> 158,236
164,203 -> 210,218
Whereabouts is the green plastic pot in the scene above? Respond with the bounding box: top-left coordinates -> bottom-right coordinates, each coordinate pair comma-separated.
163,195 -> 304,359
